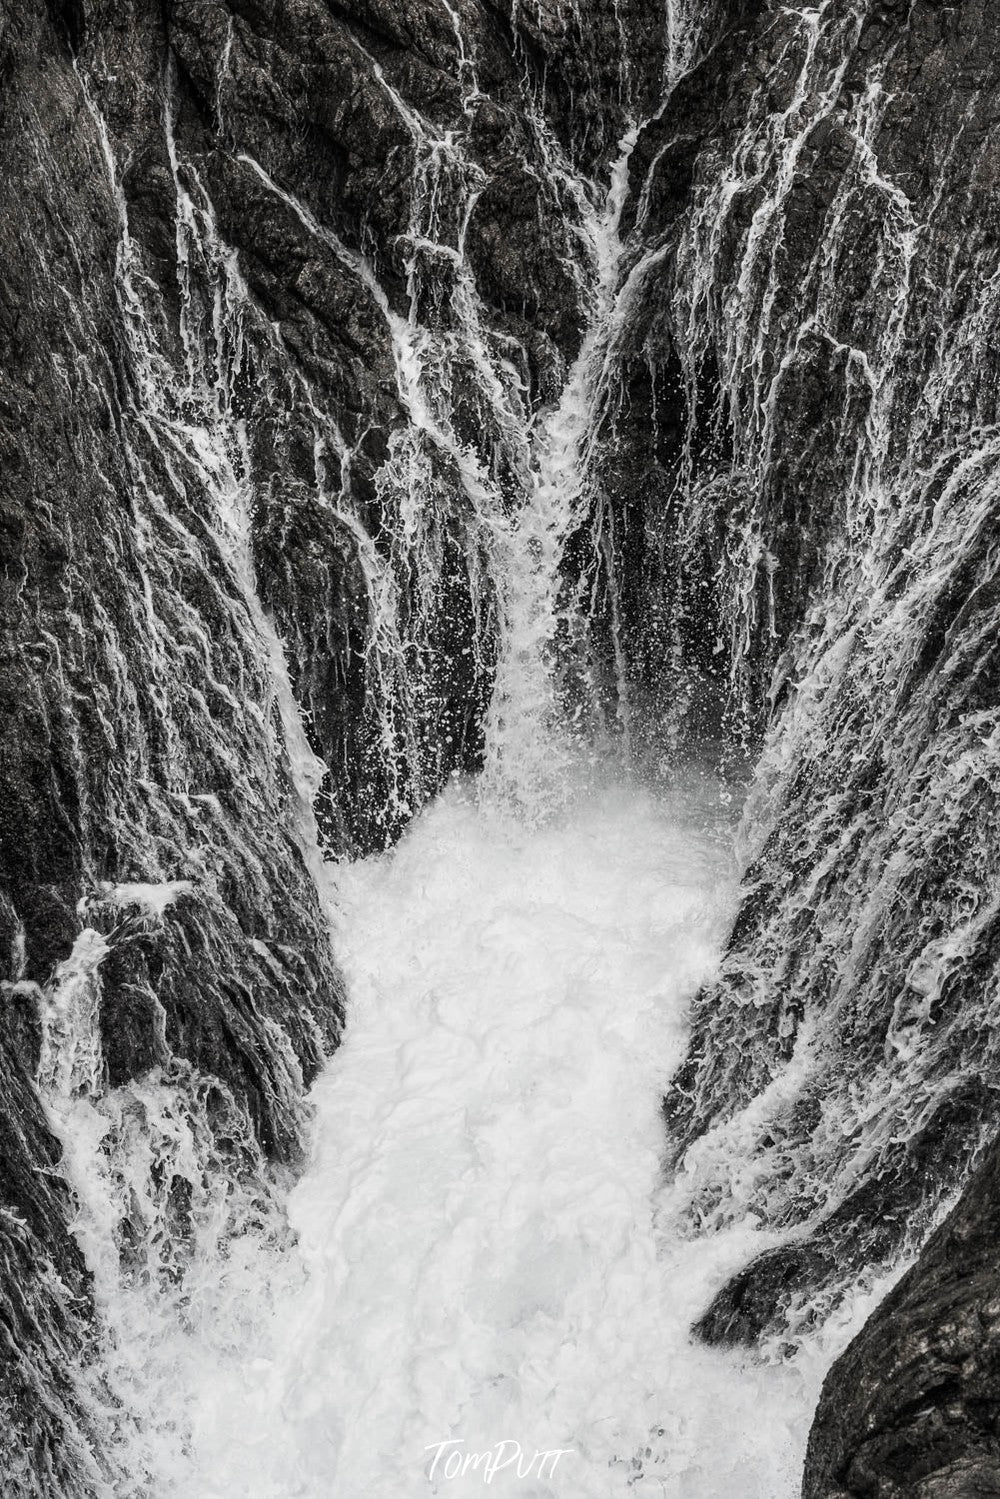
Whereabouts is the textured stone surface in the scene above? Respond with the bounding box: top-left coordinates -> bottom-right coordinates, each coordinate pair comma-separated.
622,0 -> 1000,1357
803,1136 -> 1000,1498
0,2 -> 345,1483
5,0 -> 1000,1490
0,0 -> 671,1486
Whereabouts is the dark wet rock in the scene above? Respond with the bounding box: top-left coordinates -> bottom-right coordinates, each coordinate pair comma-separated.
0,1013 -> 99,1492
803,1135 -> 1000,1499
0,1 -> 343,1483
695,1242 -> 836,1349
0,0 -> 679,1484
6,0 -> 1000,1487
621,0 -> 1000,1382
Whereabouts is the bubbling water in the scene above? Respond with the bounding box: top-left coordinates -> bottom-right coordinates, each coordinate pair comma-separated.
108,769 -> 881,1499
28,6 -> 903,1492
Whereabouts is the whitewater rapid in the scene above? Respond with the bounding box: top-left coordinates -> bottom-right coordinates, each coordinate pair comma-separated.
145,767 -> 854,1499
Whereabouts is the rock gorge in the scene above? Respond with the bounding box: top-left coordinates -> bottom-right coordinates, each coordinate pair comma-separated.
2,0 -> 999,1493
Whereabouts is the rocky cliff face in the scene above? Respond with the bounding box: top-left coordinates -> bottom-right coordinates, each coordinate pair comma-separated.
635,0 -> 1000,1350
1,0 -> 674,1486
4,0 -> 1000,1491
803,1132 -> 1000,1498
1,4 -> 344,1485
546,0 -> 1000,1484
604,0 -> 1000,1487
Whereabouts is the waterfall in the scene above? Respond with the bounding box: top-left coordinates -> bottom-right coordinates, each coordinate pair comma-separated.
167,779 -> 797,1499
23,6 -> 809,1492
479,131 -> 639,814
19,7 -> 721,1489
6,0 -> 997,1494
625,0 -> 1000,1345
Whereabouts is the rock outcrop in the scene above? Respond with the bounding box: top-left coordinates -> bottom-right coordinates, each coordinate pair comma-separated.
623,0 -> 1000,1358
1,4 -> 346,1484
0,0 -> 672,1486
803,1134 -> 1000,1498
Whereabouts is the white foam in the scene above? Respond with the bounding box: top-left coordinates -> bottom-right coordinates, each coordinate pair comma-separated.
157,770 -> 862,1499
94,880 -> 195,919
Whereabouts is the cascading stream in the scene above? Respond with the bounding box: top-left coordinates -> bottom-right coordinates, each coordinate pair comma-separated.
479,133 -> 639,817
22,7 -> 914,1495
8,1 -> 1000,1492
163,772 -> 855,1499
64,92 -> 883,1499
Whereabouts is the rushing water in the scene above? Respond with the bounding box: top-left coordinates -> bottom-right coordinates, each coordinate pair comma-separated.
88,764 -> 881,1499
23,7 -> 923,1493
40,95 -> 879,1482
